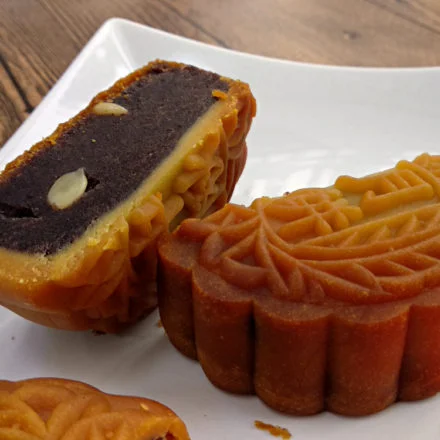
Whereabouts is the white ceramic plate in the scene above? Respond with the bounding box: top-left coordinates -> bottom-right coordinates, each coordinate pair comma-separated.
1,18 -> 440,440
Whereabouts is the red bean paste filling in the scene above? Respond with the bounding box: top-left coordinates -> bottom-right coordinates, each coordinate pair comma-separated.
0,65 -> 229,255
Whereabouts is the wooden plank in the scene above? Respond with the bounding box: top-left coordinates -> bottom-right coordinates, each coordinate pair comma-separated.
367,0 -> 440,34
0,57 -> 29,144
166,0 -> 440,66
1,0 -> 440,148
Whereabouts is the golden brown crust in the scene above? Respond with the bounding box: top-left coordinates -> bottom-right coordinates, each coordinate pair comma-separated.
0,377 -> 190,439
158,154 -> 440,416
0,60 -> 256,333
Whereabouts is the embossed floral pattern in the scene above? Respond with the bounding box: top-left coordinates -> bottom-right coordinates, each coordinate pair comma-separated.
158,154 -> 440,416
178,155 -> 440,303
0,378 -> 189,440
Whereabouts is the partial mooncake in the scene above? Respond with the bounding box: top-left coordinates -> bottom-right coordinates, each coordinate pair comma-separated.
0,60 -> 256,333
158,153 -> 440,416
0,377 -> 190,439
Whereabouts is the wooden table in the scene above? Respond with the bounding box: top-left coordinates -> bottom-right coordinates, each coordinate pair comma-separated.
1,0 -> 440,148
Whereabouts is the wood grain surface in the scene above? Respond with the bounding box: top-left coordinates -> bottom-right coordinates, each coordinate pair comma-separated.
1,0 -> 440,147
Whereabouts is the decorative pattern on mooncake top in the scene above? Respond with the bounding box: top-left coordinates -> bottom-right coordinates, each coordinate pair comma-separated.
158,153 -> 440,416
179,154 -> 440,303
0,378 -> 190,440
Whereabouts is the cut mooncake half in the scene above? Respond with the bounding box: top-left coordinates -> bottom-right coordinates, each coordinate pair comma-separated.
0,60 -> 256,333
158,153 -> 440,416
0,377 -> 190,439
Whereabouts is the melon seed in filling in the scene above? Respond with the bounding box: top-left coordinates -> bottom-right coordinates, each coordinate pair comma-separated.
47,168 -> 88,210
92,101 -> 129,116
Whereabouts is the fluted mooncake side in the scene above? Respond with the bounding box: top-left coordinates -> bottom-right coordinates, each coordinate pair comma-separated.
158,153 -> 440,416
0,378 -> 190,439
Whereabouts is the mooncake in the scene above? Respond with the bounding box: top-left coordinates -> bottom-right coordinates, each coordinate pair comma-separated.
158,153 -> 440,416
0,377 -> 190,439
0,60 -> 256,333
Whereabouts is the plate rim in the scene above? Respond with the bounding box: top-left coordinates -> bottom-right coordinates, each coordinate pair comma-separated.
111,16 -> 440,73
3,16 -> 440,156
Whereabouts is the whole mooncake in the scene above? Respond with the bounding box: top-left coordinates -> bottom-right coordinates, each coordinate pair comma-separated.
158,153 -> 440,416
0,377 -> 190,439
0,60 -> 256,333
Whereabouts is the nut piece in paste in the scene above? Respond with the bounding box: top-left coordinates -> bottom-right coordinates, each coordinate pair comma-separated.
92,101 -> 128,116
47,168 -> 88,210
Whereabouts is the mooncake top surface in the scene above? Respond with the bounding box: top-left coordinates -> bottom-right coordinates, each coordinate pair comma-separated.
176,153 -> 440,305
0,377 -> 189,440
0,62 -> 228,255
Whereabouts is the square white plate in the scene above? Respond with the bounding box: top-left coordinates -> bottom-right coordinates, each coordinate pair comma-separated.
1,18 -> 440,440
